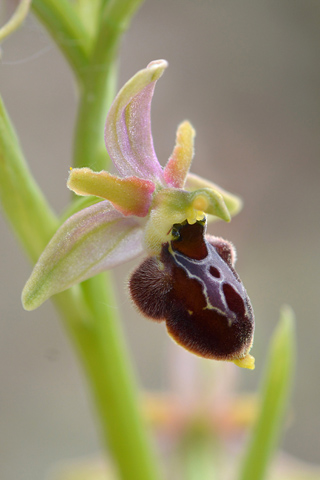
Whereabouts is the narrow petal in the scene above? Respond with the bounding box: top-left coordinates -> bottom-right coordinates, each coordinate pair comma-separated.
22,201 -> 144,310
105,59 -> 168,181
68,167 -> 155,217
185,173 -> 243,219
163,121 -> 195,188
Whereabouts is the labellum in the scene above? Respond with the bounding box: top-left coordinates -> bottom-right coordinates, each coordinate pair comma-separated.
129,219 -> 254,364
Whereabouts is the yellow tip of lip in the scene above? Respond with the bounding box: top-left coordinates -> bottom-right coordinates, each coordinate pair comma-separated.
233,354 -> 255,370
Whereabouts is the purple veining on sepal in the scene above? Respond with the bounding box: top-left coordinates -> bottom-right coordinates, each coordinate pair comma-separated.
104,60 -> 168,182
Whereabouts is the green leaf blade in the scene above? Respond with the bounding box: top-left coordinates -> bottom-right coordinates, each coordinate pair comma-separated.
239,305 -> 296,480
0,95 -> 58,262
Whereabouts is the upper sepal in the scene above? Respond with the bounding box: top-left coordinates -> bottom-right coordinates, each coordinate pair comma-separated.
105,60 -> 168,182
22,201 -> 143,310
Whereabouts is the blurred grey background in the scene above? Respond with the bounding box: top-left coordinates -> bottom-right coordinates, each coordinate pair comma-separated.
1,1 -> 320,479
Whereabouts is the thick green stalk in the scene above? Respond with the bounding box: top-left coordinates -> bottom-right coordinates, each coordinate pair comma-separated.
54,274 -> 162,480
73,54 -> 117,170
73,0 -> 145,170
32,0 -> 91,80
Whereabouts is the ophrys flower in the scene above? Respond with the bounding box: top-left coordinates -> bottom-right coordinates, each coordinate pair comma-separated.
22,60 -> 254,369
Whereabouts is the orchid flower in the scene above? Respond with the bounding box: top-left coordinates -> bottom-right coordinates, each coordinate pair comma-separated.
22,60 -> 254,369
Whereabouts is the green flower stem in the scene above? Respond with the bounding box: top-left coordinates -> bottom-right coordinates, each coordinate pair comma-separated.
31,0 -> 91,80
0,95 -> 57,261
73,0 -> 145,170
54,274 -> 162,480
73,55 -> 117,171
